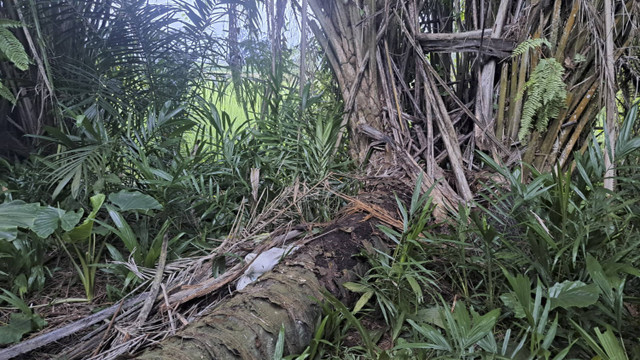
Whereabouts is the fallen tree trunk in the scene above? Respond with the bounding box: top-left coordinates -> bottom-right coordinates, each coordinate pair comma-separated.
137,256 -> 324,359
134,186 -> 403,359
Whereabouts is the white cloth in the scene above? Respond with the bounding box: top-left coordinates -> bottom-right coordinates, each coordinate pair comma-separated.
236,246 -> 298,290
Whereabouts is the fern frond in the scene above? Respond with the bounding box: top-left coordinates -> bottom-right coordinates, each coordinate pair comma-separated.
518,58 -> 567,143
0,80 -> 16,104
512,38 -> 552,58
0,27 -> 29,71
0,19 -> 23,28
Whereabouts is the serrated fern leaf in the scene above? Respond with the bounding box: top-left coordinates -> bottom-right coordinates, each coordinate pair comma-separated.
518,58 -> 567,143
0,80 -> 16,104
512,38 -> 552,58
0,19 -> 23,28
0,27 -> 29,71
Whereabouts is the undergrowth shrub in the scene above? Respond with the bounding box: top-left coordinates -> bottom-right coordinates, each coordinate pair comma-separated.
0,70 -> 352,302
297,103 -> 640,359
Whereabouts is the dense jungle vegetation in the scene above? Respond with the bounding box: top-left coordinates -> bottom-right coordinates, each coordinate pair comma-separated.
1,0 -> 640,359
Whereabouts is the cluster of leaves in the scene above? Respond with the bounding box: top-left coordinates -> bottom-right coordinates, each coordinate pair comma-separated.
0,189 -> 168,344
518,58 -> 567,142
0,0 -> 352,347
0,19 -> 29,104
511,38 -> 552,58
294,104 -> 640,359
511,37 -> 567,143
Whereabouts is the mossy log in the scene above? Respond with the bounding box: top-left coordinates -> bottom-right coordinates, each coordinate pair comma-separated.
137,260 -> 324,359
136,207 -> 381,359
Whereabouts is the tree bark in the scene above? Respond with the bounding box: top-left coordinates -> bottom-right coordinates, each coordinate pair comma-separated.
306,0 -> 471,216
474,0 -> 510,151
136,261 -> 324,359
603,0 -> 616,191
306,0 -> 383,164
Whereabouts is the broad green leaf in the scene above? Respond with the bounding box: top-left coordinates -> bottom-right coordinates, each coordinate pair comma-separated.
586,255 -> 614,300
51,166 -> 76,200
108,190 -> 162,212
89,194 -> 106,217
105,204 -> 139,257
466,308 -> 500,346
477,332 -> 498,353
61,209 -> 84,231
441,304 -> 463,345
0,201 -> 40,240
143,220 -> 173,267
71,167 -> 82,199
548,280 -> 599,310
406,274 -> 423,302
353,291 -> 374,314
595,327 -> 628,360
65,222 -> 92,243
551,342 -> 574,360
13,273 -> 28,297
33,206 -> 66,238
393,342 -> 451,351
406,319 -> 452,351
0,313 -> 32,345
343,282 -> 370,293
571,320 -> 608,359
105,243 -> 125,262
542,314 -> 559,349
0,289 -> 32,315
65,194 -> 105,243
273,325 -> 285,360
0,200 -> 40,228
150,168 -> 173,181
502,270 -> 531,317
0,226 -> 18,241
416,306 -> 445,329
500,293 -> 526,318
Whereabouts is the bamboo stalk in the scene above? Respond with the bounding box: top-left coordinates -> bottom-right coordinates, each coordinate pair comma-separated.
506,57 -> 519,140
424,71 -> 473,201
558,102 -> 598,168
603,0 -> 617,191
369,0 -> 377,82
299,0 -> 308,98
555,0 -> 580,62
496,63 -> 509,141
508,50 -> 529,142
549,0 -> 562,51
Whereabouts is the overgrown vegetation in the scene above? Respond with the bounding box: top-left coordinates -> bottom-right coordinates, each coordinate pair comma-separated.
0,0 -> 352,346
288,104 -> 640,359
1,0 -> 640,358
